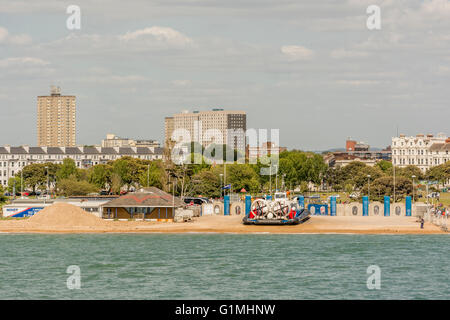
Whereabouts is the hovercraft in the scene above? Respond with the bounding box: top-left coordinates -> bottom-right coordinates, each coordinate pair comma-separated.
242,197 -> 310,225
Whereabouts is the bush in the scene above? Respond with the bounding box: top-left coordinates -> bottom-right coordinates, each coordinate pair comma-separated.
57,179 -> 98,197
360,176 -> 413,202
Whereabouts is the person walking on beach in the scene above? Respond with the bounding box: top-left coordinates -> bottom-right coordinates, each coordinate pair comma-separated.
420,217 -> 424,229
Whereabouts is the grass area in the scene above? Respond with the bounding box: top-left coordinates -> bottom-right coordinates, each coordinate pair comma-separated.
416,191 -> 450,206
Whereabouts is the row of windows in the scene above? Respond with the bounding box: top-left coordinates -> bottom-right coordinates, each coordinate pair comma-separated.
394,158 -> 449,165
393,149 -> 449,155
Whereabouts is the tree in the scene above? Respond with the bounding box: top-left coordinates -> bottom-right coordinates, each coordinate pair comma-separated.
56,158 -> 79,181
300,181 -> 309,193
111,157 -> 134,190
57,178 -> 98,197
21,164 -> 47,192
0,185 -> 7,202
89,164 -> 111,190
360,176 -> 413,202
427,161 -> 450,184
189,169 -> 222,198
397,165 -> 423,180
110,172 -> 123,195
325,161 -> 384,191
7,176 -> 22,194
375,160 -> 392,174
226,164 -> 260,194
139,161 -> 165,190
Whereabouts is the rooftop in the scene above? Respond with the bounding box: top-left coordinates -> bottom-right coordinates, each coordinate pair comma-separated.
103,187 -> 184,208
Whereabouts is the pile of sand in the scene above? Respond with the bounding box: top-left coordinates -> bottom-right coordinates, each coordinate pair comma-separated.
27,202 -> 107,228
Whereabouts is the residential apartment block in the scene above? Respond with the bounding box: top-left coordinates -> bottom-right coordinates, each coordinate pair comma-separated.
165,109 -> 247,152
391,133 -> 450,172
102,134 -> 160,148
0,145 -> 163,186
37,86 -> 76,147
246,141 -> 287,162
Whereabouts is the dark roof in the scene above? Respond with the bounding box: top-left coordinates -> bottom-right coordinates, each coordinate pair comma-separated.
118,147 -> 135,155
136,147 -> 153,155
10,147 -> 27,154
99,147 -> 117,154
103,187 -> 184,208
65,147 -> 82,154
29,147 -> 46,154
429,143 -> 445,151
47,147 -> 64,154
154,147 -> 164,155
0,147 -> 8,154
83,147 -> 99,154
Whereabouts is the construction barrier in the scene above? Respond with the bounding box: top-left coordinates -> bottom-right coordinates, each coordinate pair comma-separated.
230,202 -> 245,216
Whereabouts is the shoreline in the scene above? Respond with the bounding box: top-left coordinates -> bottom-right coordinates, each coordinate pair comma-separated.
0,215 -> 446,235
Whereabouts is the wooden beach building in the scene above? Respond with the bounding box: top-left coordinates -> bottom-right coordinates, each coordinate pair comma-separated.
102,187 -> 184,221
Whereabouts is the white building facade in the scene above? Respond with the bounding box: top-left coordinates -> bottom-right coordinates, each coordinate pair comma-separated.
0,146 -> 163,186
102,134 -> 160,148
391,133 -> 450,173
167,109 -> 247,151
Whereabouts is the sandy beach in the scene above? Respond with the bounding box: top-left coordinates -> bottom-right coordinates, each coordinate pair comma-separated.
0,203 -> 445,234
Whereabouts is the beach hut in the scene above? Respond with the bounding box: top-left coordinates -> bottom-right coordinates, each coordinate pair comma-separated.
102,187 -> 184,220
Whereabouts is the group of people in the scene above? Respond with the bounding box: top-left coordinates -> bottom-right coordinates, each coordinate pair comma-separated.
430,204 -> 448,218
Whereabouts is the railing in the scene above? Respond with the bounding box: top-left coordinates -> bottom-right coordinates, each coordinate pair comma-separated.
424,207 -> 448,232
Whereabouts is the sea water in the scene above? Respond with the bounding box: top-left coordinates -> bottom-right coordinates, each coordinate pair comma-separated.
0,234 -> 448,300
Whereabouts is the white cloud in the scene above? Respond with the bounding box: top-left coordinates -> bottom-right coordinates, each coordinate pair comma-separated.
0,26 -> 32,45
422,0 -> 450,16
280,45 -> 314,61
336,79 -> 380,86
330,48 -> 370,59
76,74 -> 148,85
172,80 -> 192,87
0,57 -> 49,68
119,26 -> 193,46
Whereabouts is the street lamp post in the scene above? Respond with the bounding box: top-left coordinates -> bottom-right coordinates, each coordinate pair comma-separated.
45,166 -> 49,196
219,174 -> 223,197
21,170 -> 23,198
275,164 -> 278,193
224,163 -> 227,197
269,165 -> 272,197
367,174 -> 371,200
412,175 -> 416,203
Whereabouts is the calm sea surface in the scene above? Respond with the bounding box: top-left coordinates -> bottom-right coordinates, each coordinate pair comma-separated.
0,233 -> 448,300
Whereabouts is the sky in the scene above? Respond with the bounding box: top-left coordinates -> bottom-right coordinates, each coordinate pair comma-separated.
0,0 -> 449,151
